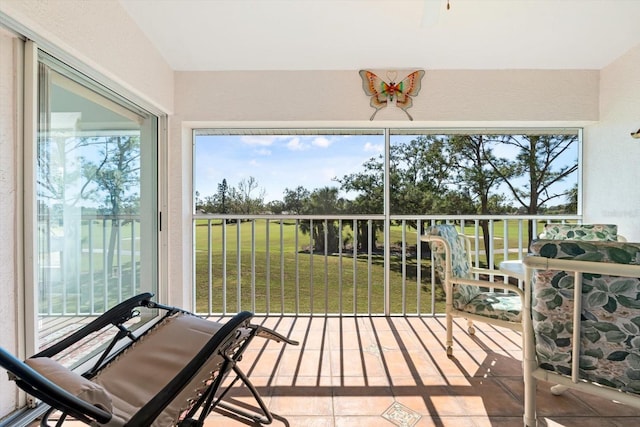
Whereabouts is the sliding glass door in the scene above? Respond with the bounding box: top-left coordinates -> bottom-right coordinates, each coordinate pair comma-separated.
36,53 -> 158,340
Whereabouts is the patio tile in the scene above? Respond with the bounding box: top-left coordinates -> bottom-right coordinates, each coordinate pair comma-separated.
381,401 -> 422,426
413,417 -> 489,427
276,417 -> 335,427
327,328 -> 376,350
334,415 -> 396,427
393,388 -> 454,415
567,388 -> 640,417
269,393 -> 334,416
332,386 -> 395,416
455,377 -> 523,416
423,394 -> 470,417
329,349 -> 386,378
30,317 -> 640,427
335,374 -> 391,387
273,374 -> 334,387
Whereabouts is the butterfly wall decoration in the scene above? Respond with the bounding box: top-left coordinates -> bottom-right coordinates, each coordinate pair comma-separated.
359,69 -> 425,121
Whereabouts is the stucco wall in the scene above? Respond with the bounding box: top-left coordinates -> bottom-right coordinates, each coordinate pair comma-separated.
0,0 -> 174,113
174,69 -> 599,122
0,27 -> 19,417
583,44 -> 640,240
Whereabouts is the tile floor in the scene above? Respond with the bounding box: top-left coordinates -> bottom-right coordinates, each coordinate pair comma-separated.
203,315 -> 640,427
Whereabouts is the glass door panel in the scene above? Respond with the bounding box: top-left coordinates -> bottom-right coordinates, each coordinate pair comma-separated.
36,58 -> 157,342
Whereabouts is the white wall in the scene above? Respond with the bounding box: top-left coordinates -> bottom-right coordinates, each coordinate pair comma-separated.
0,0 -> 174,113
583,44 -> 640,240
0,26 -> 19,417
174,69 -> 599,122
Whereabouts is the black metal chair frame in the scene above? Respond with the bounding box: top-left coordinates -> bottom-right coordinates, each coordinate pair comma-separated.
0,293 -> 298,426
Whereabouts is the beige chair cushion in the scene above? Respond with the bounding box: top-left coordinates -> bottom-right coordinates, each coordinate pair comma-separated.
92,314 -> 225,427
25,357 -> 113,413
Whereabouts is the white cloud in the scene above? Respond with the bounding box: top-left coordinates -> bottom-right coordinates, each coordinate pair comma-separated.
364,142 -> 383,152
287,137 -> 308,151
241,135 -> 277,146
312,136 -> 331,148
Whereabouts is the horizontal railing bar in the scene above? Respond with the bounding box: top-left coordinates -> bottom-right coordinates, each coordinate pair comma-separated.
195,213 -> 581,221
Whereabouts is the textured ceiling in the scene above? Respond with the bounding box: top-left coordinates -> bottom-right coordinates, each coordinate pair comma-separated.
119,0 -> 640,71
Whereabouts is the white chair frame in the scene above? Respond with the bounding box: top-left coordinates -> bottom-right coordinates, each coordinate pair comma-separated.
425,230 -> 524,356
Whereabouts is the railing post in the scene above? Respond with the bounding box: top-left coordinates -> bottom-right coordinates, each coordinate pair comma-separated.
383,129 -> 391,316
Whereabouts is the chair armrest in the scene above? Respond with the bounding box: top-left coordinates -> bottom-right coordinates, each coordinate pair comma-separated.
253,325 -> 299,345
0,348 -> 112,424
449,277 -> 525,298
523,255 -> 640,277
35,293 -> 155,358
470,266 -> 499,276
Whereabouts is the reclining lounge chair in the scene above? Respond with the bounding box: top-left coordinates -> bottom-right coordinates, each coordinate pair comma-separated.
0,293 -> 298,426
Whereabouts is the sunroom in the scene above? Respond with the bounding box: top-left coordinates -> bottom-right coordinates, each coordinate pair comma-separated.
1,1 -> 640,426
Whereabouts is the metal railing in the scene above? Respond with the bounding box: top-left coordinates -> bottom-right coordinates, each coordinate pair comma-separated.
192,214 -> 580,316
38,214 -> 141,316
36,213 -> 581,317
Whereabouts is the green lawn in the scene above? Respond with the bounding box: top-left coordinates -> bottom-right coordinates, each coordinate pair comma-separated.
193,219 -> 444,314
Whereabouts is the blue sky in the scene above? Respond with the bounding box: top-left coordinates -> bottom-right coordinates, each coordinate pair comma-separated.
195,134 -> 385,202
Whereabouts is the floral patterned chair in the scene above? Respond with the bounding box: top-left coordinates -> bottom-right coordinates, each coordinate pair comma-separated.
424,224 -> 524,356
538,223 -> 625,241
523,240 -> 640,426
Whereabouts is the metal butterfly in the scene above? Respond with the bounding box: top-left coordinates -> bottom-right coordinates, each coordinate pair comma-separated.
359,70 -> 425,121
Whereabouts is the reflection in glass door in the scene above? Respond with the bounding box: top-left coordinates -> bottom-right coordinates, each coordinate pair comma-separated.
36,56 -> 157,338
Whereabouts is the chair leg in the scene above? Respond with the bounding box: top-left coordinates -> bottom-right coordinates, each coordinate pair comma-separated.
523,376 -> 537,426
550,384 -> 568,395
467,319 -> 475,335
446,313 -> 453,357
523,315 -> 538,427
214,364 -> 273,424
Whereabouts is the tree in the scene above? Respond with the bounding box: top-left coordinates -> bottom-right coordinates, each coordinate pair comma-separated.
484,134 -> 579,241
266,199 -> 285,214
390,135 -> 455,232
566,184 -> 578,213
283,186 -> 310,214
449,134 -> 515,263
229,176 -> 265,215
299,187 -> 345,253
81,135 -> 141,276
336,135 -> 457,249
216,178 -> 229,214
336,156 -> 384,251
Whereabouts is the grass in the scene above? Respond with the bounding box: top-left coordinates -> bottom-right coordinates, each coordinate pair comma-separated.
193,219 -> 445,315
